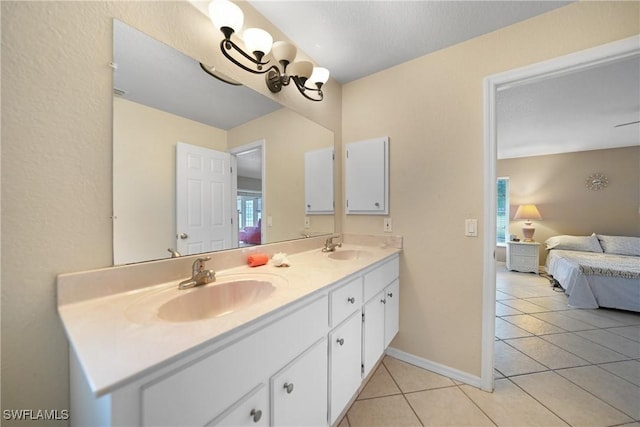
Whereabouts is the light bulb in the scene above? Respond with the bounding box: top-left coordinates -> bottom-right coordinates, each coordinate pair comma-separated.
209,0 -> 244,34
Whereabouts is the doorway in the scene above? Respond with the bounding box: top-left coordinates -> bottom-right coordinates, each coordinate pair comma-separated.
481,35 -> 640,392
230,140 -> 266,247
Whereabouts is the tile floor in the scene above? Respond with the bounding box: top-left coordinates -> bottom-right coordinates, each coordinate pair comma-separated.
338,263 -> 640,426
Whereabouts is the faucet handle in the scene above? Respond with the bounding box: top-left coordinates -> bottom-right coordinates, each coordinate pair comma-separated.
193,256 -> 212,272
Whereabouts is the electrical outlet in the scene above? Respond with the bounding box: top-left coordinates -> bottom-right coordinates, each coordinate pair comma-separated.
304,217 -> 310,229
384,217 -> 392,232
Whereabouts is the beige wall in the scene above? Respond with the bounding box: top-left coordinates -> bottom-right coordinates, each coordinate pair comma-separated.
1,1 -> 340,423
496,146 -> 640,264
228,108 -> 335,242
113,97 -> 228,264
342,1 -> 640,377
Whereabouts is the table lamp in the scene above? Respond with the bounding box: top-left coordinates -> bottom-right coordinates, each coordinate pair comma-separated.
513,204 -> 542,242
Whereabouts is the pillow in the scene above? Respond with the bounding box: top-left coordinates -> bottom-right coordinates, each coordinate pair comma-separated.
597,235 -> 640,256
545,234 -> 603,253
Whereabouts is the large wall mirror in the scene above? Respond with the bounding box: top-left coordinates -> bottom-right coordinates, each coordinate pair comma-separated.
113,20 -> 335,265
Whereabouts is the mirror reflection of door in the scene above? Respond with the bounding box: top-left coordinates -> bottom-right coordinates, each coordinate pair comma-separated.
233,142 -> 265,247
176,142 -> 233,255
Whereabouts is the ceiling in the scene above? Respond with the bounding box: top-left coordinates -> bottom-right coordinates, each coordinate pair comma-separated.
126,1 -> 639,159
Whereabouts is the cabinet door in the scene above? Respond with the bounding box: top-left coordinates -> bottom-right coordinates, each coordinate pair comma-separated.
208,384 -> 268,427
362,292 -> 385,378
345,137 -> 389,214
305,147 -> 334,214
329,312 -> 362,425
271,338 -> 328,427
384,279 -> 400,349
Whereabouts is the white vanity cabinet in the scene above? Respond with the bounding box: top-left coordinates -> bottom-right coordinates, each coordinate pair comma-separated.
345,137 -> 389,215
362,257 -> 400,377
68,252 -> 400,427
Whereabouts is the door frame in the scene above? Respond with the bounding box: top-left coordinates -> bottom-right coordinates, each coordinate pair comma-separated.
481,35 -> 640,392
229,139 -> 267,245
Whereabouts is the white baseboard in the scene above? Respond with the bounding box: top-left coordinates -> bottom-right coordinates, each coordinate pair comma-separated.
385,347 -> 483,389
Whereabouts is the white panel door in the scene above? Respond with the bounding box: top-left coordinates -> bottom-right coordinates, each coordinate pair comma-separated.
329,311 -> 362,425
384,279 -> 400,349
176,142 -> 232,255
362,292 -> 385,378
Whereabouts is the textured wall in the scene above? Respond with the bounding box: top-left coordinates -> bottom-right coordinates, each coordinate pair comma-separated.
1,1 -> 341,424
342,2 -> 639,377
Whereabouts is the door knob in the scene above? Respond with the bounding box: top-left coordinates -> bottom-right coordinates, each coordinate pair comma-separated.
250,409 -> 262,423
179,233 -> 188,239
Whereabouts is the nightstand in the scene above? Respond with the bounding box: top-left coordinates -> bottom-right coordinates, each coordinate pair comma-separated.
506,241 -> 540,273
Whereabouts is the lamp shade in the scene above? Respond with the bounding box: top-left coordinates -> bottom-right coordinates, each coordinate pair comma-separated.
272,41 -> 297,66
289,61 -> 313,80
309,67 -> 330,85
513,204 -> 542,221
242,28 -> 273,56
209,0 -> 244,33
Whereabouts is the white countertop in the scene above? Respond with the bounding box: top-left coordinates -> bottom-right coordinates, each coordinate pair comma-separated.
58,243 -> 400,396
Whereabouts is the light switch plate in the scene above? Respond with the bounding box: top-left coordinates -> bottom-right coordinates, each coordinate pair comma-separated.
465,219 -> 478,237
304,217 -> 310,229
384,217 -> 392,232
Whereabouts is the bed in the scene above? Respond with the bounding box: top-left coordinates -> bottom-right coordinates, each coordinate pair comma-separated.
544,234 -> 640,312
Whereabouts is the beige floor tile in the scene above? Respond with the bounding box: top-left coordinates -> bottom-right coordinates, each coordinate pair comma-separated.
496,302 -> 522,316
524,296 -> 570,311
502,314 -> 566,335
599,360 -> 640,386
494,340 -> 546,377
576,329 -> 640,358
512,371 -> 633,427
496,290 -> 516,301
383,356 -> 455,393
336,415 -> 350,427
495,317 -> 533,339
594,309 -> 640,326
556,365 -> 640,419
505,336 -> 589,369
461,379 -> 569,426
500,298 -> 549,314
608,325 -> 640,342
357,363 -> 401,400
531,311 -> 596,332
561,310 -> 625,328
542,332 -> 628,364
346,395 -> 421,427
405,386 -> 494,426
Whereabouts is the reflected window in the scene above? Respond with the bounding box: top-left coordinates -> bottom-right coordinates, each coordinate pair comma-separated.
497,177 -> 509,246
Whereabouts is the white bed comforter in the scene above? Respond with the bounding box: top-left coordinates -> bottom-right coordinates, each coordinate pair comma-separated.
545,249 -> 640,312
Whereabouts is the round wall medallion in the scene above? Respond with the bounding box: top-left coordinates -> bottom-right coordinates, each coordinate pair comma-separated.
585,173 -> 608,191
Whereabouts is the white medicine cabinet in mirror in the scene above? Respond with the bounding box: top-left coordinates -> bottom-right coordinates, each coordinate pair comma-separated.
112,20 -> 335,265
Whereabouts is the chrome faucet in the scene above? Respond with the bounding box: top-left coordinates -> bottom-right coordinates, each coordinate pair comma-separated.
322,236 -> 342,252
167,248 -> 182,258
178,257 -> 216,290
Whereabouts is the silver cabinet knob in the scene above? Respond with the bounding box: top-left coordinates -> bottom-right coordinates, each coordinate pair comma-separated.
347,297 -> 355,304
179,233 -> 188,239
375,202 -> 380,207
283,382 -> 294,394
336,338 -> 345,346
381,299 -> 386,304
250,409 -> 262,423
387,292 -> 393,298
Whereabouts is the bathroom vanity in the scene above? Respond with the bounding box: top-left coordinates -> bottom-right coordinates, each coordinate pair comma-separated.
58,238 -> 400,426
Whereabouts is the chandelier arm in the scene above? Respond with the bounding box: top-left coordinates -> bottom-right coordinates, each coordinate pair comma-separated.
220,38 -> 271,74
291,77 -> 323,102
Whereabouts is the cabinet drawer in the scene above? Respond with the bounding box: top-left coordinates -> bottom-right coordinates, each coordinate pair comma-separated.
509,244 -> 537,256
363,256 -> 399,301
511,255 -> 537,269
208,384 -> 268,426
141,296 -> 328,427
330,277 -> 363,327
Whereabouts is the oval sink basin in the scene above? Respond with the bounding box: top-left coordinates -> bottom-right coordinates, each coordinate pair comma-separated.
327,250 -> 371,261
157,280 -> 275,322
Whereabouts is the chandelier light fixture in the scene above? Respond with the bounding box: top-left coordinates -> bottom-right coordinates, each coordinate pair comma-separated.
208,0 -> 330,102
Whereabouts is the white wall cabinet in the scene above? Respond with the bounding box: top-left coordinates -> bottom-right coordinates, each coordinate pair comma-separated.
345,137 -> 389,215
70,254 -> 400,427
305,147 -> 334,214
